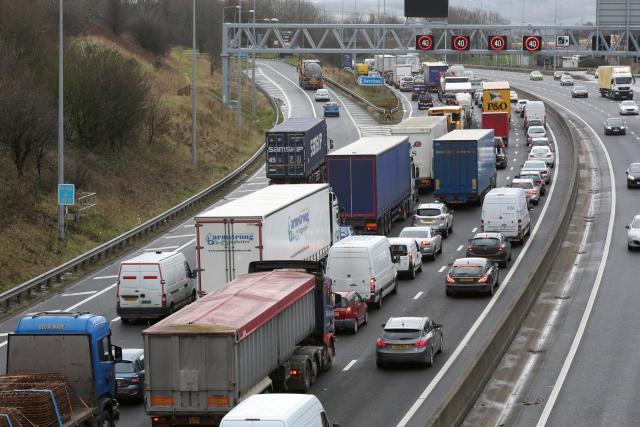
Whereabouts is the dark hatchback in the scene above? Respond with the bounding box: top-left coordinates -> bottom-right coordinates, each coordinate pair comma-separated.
627,163 -> 640,188
116,348 -> 145,401
412,84 -> 427,101
604,117 -> 627,135
466,233 -> 512,267
445,257 -> 500,297
418,93 -> 434,110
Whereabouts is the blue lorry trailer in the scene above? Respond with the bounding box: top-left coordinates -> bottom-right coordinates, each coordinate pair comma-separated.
326,136 -> 416,235
266,117 -> 328,184
433,129 -> 497,205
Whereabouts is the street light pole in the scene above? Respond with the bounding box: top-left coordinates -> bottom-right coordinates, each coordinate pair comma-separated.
58,0 -> 65,240
237,0 -> 242,130
251,0 -> 256,114
191,0 -> 197,166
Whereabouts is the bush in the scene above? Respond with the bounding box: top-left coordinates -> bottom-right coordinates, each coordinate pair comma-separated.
64,42 -> 150,150
131,18 -> 170,56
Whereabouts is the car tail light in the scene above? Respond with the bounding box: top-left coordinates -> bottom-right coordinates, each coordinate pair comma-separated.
152,417 -> 171,425
421,240 -> 430,246
376,338 -> 387,348
131,376 -> 141,384
289,368 -> 302,377
478,275 -> 489,283
346,306 -> 352,314
162,293 -> 167,307
446,274 -> 455,284
414,339 -> 429,348
370,278 -> 376,293
409,253 -> 413,265
497,246 -> 504,253
467,246 -> 474,252
546,153 -> 552,157
437,215 -> 446,220
366,222 -> 378,232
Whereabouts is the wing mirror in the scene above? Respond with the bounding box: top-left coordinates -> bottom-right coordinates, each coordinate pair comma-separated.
329,139 -> 334,150
112,345 -> 123,363
626,225 -> 631,229
625,171 -> 629,175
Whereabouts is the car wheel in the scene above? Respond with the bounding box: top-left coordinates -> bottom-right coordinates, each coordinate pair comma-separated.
376,294 -> 383,309
426,347 -> 434,367
417,262 -> 423,272
376,360 -> 386,369
437,333 -> 443,354
500,260 -> 508,268
409,265 -> 416,280
629,243 -> 633,251
445,288 -> 454,297
449,222 -> 453,233
352,319 -> 358,334
487,283 -> 495,297
443,228 -> 449,238
391,280 -> 398,294
364,310 -> 368,325
100,409 -> 114,427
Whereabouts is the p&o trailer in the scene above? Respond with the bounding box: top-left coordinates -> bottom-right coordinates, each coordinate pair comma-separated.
433,129 -> 497,205
195,184 -> 340,294
326,136 -> 416,235
143,261 -> 336,427
266,117 -> 328,184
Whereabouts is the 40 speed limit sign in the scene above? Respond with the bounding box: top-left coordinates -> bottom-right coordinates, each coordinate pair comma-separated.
488,35 -> 507,51
522,35 -> 542,52
451,35 -> 470,51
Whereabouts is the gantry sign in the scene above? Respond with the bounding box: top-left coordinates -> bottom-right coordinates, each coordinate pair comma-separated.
221,22 -> 640,103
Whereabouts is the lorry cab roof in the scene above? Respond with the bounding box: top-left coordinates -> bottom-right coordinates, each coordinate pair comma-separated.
15,311 -> 109,335
196,183 -> 329,219
328,136 -> 409,156
434,129 -> 493,141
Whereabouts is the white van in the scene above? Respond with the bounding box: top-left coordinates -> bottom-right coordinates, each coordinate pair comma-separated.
116,251 -> 197,322
388,237 -> 422,279
481,188 -> 531,244
326,236 -> 397,308
220,394 -> 340,427
524,100 -> 546,127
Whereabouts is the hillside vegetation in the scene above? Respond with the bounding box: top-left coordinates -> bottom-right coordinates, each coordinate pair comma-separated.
0,3 -> 273,290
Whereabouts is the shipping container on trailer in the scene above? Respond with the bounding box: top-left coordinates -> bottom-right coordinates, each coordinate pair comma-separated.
482,111 -> 510,145
326,136 -> 416,235
265,118 -> 328,184
422,62 -> 449,92
143,262 -> 335,426
482,81 -> 511,118
194,184 -> 340,294
433,129 -> 497,205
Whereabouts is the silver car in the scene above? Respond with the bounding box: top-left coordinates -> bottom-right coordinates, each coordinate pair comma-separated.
620,100 -> 639,115
376,317 -> 443,368
511,178 -> 540,205
413,202 -> 454,237
527,125 -> 547,145
627,215 -> 640,251
399,226 -> 442,260
523,160 -> 551,184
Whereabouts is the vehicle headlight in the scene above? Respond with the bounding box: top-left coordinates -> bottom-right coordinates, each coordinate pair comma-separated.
629,175 -> 636,181
606,126 -> 612,129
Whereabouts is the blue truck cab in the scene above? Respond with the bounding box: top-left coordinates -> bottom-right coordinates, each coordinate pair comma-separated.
7,312 -> 121,426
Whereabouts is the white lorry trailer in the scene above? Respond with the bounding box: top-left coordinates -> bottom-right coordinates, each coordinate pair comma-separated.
194,184 -> 340,294
390,116 -> 448,193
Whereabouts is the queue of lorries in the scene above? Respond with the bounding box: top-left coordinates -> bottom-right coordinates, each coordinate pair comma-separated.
0,61 -> 554,427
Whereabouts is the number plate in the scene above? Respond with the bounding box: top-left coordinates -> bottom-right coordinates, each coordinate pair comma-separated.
141,300 -> 152,304
123,296 -> 138,301
391,345 -> 409,350
460,278 -> 475,282
116,379 -> 124,386
422,219 -> 433,224
189,417 -> 200,424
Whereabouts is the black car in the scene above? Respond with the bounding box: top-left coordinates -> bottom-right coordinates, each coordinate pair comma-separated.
418,93 -> 433,110
495,147 -> 507,169
116,348 -> 145,401
384,72 -> 394,86
411,84 -> 426,101
627,162 -> 640,188
445,257 -> 500,297
604,117 -> 627,135
466,233 -> 512,267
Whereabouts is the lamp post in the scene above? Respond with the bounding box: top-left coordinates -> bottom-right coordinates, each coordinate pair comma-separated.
191,0 -> 197,166
251,1 -> 256,114
58,0 -> 65,240
222,5 -> 240,109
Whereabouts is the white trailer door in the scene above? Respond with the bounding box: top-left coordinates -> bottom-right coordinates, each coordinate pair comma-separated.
196,220 -> 262,294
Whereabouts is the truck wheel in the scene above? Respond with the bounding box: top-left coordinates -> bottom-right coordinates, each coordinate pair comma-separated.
100,409 -> 113,427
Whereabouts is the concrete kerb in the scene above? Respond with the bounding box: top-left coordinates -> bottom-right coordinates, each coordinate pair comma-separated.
422,88 -> 580,427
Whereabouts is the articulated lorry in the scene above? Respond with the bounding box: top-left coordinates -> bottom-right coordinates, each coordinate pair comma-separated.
327,136 -> 416,235
143,260 -> 336,426
298,59 -> 323,90
374,54 -> 397,73
434,129 -> 497,205
266,117 -> 328,184
482,81 -> 511,117
598,65 -> 634,99
3,312 -> 121,426
195,184 -> 341,293
422,61 -> 449,92
394,64 -> 413,89
390,116 -> 448,193
482,111 -> 510,145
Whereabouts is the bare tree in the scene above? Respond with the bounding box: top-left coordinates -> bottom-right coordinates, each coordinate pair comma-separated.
145,93 -> 172,145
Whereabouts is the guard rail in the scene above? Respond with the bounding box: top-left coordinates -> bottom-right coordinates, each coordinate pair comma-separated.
323,75 -> 401,121
0,87 -> 282,310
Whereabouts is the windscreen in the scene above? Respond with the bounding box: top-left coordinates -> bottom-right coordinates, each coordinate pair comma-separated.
532,147 -> 549,154
472,238 -> 500,248
632,217 -> 640,228
608,118 -> 623,126
525,161 -> 546,169
390,245 -> 408,256
335,294 -> 351,308
416,208 -> 441,217
382,329 -> 421,340
116,361 -> 135,373
326,255 -> 370,278
512,181 -> 534,189
630,164 -> 640,173
400,229 -> 431,239
616,77 -> 633,84
450,264 -> 483,276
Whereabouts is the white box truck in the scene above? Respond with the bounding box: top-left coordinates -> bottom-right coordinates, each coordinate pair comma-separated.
598,65 -> 634,100
395,64 -> 413,89
390,116 -> 448,193
195,184 -> 340,294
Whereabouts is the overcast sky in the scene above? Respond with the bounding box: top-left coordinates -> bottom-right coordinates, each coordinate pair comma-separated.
313,0 -> 597,25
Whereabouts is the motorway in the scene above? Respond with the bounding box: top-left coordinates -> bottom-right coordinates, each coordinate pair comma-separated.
0,62 -> 574,426
463,68 -> 640,427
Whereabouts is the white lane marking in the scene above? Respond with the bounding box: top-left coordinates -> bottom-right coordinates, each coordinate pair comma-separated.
438,266 -> 447,273
183,224 -> 194,228
343,359 -> 358,371
61,291 -> 97,297
258,62 -> 317,118
177,238 -> 196,253
414,292 -> 423,300
234,189 -> 256,193
65,283 -> 118,312
515,151 -> 518,154
535,96 -> 616,427
93,275 -> 117,280
510,167 -> 514,171
244,181 -> 266,186
472,227 -> 478,232
165,234 -> 196,239
396,114 -> 561,427
456,245 -> 464,251
256,64 -> 293,119
145,246 -> 179,252
325,87 -> 362,139
506,176 -> 511,180
111,316 -> 121,322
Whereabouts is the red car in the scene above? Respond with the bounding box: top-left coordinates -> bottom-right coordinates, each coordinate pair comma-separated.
334,291 -> 368,334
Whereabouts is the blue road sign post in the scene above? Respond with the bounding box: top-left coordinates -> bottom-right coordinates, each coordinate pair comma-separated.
357,75 -> 383,86
58,183 -> 75,206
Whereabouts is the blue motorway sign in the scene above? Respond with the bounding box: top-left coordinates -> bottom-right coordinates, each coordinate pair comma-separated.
357,75 -> 383,87
58,183 -> 75,206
